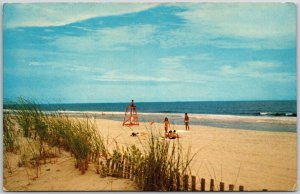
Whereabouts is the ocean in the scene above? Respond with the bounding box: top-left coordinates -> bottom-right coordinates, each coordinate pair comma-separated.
5,100 -> 297,133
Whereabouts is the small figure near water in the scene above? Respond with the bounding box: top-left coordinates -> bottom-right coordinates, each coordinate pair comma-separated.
184,113 -> 190,131
163,117 -> 170,133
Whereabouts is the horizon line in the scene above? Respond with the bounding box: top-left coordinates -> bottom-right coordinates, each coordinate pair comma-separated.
3,99 -> 297,105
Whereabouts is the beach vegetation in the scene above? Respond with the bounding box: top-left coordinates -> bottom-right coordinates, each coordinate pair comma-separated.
4,98 -> 196,191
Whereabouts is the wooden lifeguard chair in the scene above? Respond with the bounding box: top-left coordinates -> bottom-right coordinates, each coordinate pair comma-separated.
123,102 -> 139,126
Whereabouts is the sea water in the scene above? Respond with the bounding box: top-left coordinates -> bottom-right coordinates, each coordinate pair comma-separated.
5,100 -> 297,132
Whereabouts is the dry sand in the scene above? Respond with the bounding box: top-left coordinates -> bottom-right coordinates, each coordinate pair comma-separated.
3,118 -> 297,191
3,150 -> 137,191
93,118 -> 297,191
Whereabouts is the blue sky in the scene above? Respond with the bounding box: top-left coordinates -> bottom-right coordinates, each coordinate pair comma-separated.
3,3 -> 296,103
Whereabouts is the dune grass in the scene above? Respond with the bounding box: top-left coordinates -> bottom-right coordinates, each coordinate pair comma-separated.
3,112 -> 19,153
4,98 -> 196,191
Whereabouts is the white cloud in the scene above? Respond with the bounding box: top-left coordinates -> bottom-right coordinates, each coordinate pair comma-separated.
52,24 -> 156,52
157,56 -> 215,83
161,3 -> 296,49
177,3 -> 295,38
4,3 -> 158,28
217,61 -> 295,83
93,70 -> 173,82
159,56 -> 186,66
28,61 -> 49,66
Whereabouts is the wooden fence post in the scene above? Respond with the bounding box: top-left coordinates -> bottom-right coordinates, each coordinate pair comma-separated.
239,185 -> 244,191
169,172 -> 174,191
115,162 -> 119,177
106,159 -> 111,175
131,163 -> 135,181
220,182 -> 224,191
210,179 -> 214,191
191,176 -> 196,191
140,167 -> 144,190
229,184 -> 234,191
111,161 -> 116,177
176,173 -> 181,191
124,157 -> 127,178
121,157 -> 125,178
201,178 -> 205,191
127,163 -> 131,179
183,174 -> 189,191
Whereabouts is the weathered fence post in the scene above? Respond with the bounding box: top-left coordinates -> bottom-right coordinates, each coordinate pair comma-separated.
131,163 -> 135,181
122,156 -> 128,179
229,184 -> 234,191
220,182 -> 224,191
140,167 -> 144,190
106,159 -> 111,175
169,172 -> 174,191
239,185 -> 244,191
183,174 -> 189,191
111,161 -> 116,177
201,178 -> 205,191
176,173 -> 181,191
210,179 -> 214,191
127,162 -> 131,179
121,156 -> 125,178
115,162 -> 119,177
191,176 -> 196,191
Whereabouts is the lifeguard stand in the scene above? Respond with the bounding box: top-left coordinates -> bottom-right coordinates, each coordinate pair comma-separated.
123,105 -> 139,126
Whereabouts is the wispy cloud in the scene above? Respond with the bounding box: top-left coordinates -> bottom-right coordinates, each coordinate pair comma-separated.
217,61 -> 295,83
93,70 -> 173,82
157,56 -> 215,83
4,3 -> 158,28
52,24 -> 156,52
3,3 -> 296,102
162,3 -> 296,50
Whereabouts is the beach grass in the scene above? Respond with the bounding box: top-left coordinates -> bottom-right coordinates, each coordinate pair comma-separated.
4,98 -> 196,191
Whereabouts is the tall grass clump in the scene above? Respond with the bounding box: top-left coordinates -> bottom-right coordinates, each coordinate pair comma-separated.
3,112 -> 19,153
12,98 -> 51,161
65,117 -> 107,174
122,131 -> 197,191
8,98 -> 107,174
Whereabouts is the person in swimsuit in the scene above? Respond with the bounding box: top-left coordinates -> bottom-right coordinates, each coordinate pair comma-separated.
169,130 -> 179,139
130,100 -> 136,107
164,117 -> 170,133
184,113 -> 190,131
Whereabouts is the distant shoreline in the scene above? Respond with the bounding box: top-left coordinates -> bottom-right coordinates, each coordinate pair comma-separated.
4,109 -> 297,133
3,100 -> 297,117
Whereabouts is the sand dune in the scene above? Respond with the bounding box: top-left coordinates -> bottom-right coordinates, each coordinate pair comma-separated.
3,150 -> 137,191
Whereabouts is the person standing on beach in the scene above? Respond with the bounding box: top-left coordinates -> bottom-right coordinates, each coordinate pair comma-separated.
184,113 -> 190,131
164,117 -> 170,133
128,100 -> 137,123
130,100 -> 135,108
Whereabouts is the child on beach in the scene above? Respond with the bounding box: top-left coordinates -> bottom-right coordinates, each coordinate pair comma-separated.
164,117 -> 170,133
184,113 -> 190,131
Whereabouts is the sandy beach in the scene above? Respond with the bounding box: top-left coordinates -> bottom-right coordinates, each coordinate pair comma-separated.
3,150 -> 137,191
93,118 -> 297,191
4,117 -> 297,191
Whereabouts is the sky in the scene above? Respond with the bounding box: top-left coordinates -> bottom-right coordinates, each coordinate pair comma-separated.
3,3 -> 297,103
